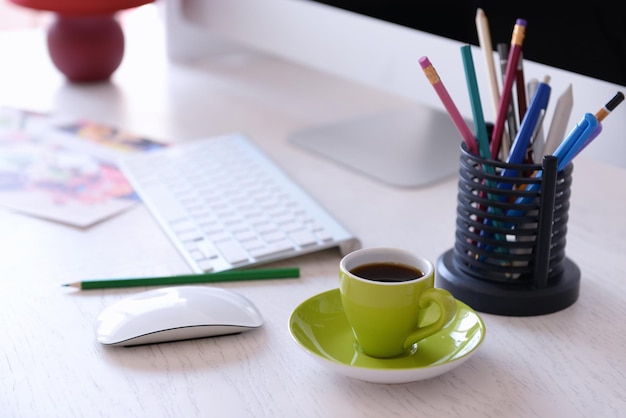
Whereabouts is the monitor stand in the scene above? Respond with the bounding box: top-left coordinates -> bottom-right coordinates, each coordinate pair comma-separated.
288,104 -> 466,188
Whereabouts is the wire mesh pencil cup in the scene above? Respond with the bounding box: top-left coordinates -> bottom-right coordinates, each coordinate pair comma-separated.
436,144 -> 581,316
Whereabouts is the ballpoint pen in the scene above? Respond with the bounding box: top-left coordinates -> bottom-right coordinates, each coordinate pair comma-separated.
553,114 -> 599,167
491,19 -> 527,159
505,92 -> 624,219
419,56 -> 478,155
501,75 -> 551,178
504,112 -> 597,219
481,75 -> 549,250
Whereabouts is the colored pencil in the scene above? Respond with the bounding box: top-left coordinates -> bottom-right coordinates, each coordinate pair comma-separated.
496,42 -> 517,158
419,56 -> 478,154
460,45 -> 491,161
63,267 -> 301,290
491,19 -> 527,159
475,8 -> 500,120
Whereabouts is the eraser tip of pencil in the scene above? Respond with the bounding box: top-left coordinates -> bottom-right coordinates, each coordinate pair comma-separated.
418,56 -> 431,68
516,18 -> 527,26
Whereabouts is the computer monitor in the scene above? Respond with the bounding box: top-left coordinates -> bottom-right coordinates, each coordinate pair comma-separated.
164,0 -> 626,185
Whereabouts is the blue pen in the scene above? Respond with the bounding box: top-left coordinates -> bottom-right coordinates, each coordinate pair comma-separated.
551,113 -> 599,169
481,74 -> 550,246
573,92 -> 624,157
501,75 -> 551,178
506,112 -> 599,216
507,92 -> 623,217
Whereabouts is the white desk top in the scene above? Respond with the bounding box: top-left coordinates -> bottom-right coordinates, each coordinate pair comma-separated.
1,6 -> 625,418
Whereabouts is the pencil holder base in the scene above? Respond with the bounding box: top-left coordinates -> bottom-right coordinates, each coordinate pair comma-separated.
436,249 -> 580,316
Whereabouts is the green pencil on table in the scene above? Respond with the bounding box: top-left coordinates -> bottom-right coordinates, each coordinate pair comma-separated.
63,267 -> 300,290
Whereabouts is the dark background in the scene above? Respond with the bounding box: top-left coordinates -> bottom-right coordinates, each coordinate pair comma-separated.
310,0 -> 626,86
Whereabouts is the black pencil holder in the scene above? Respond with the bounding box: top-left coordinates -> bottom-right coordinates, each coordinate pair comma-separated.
436,144 -> 580,316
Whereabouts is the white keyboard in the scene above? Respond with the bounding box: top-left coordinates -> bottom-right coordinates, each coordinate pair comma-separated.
118,133 -> 361,273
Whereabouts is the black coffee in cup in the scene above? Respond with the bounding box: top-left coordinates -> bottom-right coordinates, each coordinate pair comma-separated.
350,262 -> 424,282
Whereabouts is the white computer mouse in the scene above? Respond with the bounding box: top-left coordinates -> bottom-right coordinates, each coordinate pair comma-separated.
95,286 -> 264,346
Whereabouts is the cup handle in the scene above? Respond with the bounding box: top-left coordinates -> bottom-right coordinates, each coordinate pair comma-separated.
403,288 -> 458,349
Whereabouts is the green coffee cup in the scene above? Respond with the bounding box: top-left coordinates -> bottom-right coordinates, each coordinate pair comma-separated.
339,247 -> 458,358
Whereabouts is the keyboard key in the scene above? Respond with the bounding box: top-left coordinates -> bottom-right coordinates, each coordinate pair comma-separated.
249,240 -> 296,259
289,229 -> 318,247
195,259 -> 215,272
196,239 -> 219,259
214,239 -> 250,264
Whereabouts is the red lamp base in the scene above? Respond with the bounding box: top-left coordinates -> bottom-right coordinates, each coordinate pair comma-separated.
47,14 -> 125,83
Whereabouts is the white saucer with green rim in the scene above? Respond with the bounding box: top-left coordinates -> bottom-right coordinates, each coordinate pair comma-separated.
288,288 -> 486,384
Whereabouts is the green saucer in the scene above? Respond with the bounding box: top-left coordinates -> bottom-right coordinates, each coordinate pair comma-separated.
288,288 -> 485,384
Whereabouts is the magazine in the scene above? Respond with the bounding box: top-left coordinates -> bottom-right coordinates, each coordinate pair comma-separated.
0,107 -> 166,227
